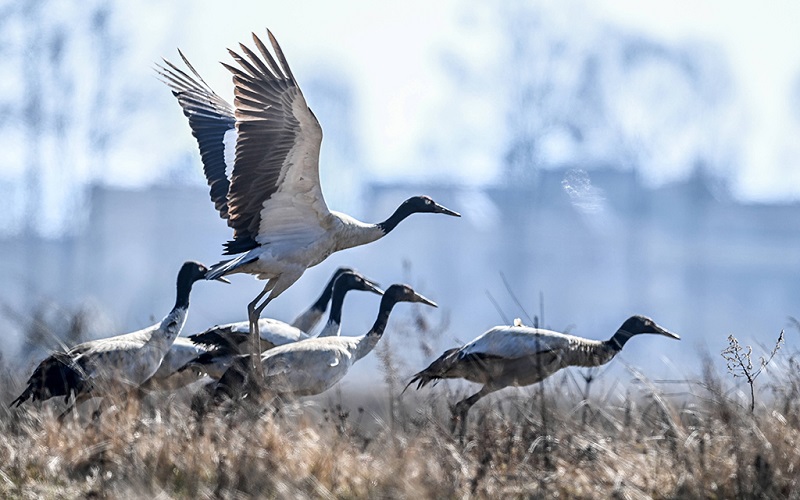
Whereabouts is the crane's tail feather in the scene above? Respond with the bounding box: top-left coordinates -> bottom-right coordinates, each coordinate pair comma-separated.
212,355 -> 251,403
10,388 -> 32,407
188,326 -> 248,350
403,347 -> 462,394
12,353 -> 89,407
177,351 -> 220,373
205,253 -> 257,281
402,373 -> 435,394
222,237 -> 259,255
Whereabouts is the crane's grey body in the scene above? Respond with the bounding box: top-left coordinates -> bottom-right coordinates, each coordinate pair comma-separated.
290,308 -> 325,336
210,284 -> 437,404
437,327 -> 619,388
158,30 -> 460,374
408,315 -> 679,434
146,268 -> 362,389
142,317 -> 312,391
178,319 -> 310,382
257,335 -> 377,397
177,269 -> 382,384
194,318 -> 310,351
72,315 -> 189,390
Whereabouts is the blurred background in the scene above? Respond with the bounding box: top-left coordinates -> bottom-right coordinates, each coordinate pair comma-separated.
1,0 -> 799,388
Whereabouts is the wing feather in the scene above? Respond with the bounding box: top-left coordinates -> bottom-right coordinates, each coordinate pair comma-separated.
157,53 -> 235,221
223,31 -> 328,252
252,32 -> 284,77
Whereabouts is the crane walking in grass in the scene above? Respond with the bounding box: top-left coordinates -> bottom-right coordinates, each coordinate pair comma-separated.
143,268 -> 379,389
206,284 -> 437,407
406,315 -> 679,435
158,30 -> 460,379
11,261 -> 227,420
177,269 -> 383,381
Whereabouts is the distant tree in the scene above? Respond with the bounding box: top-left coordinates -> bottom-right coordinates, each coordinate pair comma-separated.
432,0 -> 740,189
0,0 -> 148,238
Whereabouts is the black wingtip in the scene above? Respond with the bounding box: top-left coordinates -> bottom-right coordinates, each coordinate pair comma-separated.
402,373 -> 432,393
222,237 -> 259,255
10,391 -> 27,408
401,377 -> 418,395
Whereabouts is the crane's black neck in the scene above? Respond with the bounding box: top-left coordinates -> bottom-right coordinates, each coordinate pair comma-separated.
327,281 -> 349,327
377,203 -> 416,235
367,295 -> 400,338
310,275 -> 338,314
174,268 -> 198,311
607,329 -> 635,351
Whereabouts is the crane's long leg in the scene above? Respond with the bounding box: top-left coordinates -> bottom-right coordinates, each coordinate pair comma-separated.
246,281 -> 276,386
91,397 -> 111,421
57,400 -> 77,424
57,393 -> 91,424
451,385 -> 500,440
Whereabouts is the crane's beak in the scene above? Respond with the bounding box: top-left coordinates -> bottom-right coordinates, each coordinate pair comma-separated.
434,203 -> 460,217
413,292 -> 438,308
654,324 -> 680,340
363,277 -> 384,295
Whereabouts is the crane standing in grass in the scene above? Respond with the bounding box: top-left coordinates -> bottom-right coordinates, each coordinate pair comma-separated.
177,269 -> 383,381
158,30 -> 460,378
208,284 -> 437,406
407,315 -> 679,434
11,261 -> 226,419
143,268 -> 380,389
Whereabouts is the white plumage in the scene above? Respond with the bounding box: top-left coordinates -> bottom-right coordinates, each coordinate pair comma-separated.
407,315 -> 680,432
11,261 -> 222,418
158,30 -> 460,372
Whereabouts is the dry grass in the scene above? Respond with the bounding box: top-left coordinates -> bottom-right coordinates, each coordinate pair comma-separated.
2,306 -> 800,498
0,354 -> 798,498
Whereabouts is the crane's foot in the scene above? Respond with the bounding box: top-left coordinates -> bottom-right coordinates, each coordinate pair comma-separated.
57,406 -> 74,425
450,401 -> 471,442
191,382 -> 217,424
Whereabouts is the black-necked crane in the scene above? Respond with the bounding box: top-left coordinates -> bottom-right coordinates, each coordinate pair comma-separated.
143,267 -> 378,389
11,261 -> 225,419
290,267 -> 359,334
210,284 -> 436,405
158,30 -> 460,376
176,269 -> 383,381
406,315 -> 679,434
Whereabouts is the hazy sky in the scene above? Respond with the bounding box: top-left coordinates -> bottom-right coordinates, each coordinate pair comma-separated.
595,0 -> 800,199
108,0 -> 800,201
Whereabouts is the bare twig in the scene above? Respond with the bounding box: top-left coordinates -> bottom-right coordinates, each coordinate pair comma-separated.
721,331 -> 784,412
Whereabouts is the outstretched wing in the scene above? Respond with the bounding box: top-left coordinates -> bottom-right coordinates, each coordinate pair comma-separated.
157,52 -> 236,221
222,30 -> 330,255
